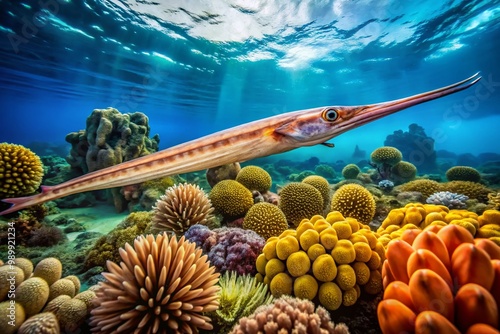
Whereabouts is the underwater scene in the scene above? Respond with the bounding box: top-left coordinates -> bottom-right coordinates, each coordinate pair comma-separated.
1,0 -> 500,333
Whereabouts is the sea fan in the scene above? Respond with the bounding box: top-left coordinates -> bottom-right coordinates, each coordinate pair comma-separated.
152,183 -> 214,235
89,233 -> 220,334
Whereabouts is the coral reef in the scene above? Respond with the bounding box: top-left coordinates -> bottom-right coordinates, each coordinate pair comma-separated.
302,175 -> 331,212
0,142 -> 44,198
257,212 -> 384,311
442,180 -> 491,202
243,202 -> 288,240
151,182 -> 214,235
230,295 -> 350,334
89,233 -> 220,333
65,107 -> 160,211
330,184 -> 376,225
379,224 -> 500,333
426,191 -> 469,209
185,225 -> 266,275
83,211 -> 152,270
209,180 -> 254,219
236,165 -> 272,193
384,123 -> 437,173
488,192 -> 500,210
446,165 -> 481,182
278,182 -> 324,226
342,164 -> 361,179
211,271 -> 273,333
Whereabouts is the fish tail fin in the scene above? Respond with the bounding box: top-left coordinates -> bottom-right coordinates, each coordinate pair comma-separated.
0,185 -> 53,216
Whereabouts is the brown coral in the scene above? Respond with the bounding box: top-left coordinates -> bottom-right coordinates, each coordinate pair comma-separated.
230,295 -> 350,334
397,179 -> 441,198
152,183 -> 214,235
89,233 -> 220,334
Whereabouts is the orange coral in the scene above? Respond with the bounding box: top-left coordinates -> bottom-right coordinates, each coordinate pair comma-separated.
378,224 -> 500,334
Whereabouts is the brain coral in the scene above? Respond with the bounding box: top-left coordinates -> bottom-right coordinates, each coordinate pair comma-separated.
446,166 -> 481,183
257,213 -> 384,311
379,225 -> 500,333
152,182 -> 214,235
209,180 -> 254,218
278,182 -> 324,226
230,295 -> 350,334
0,143 -> 44,198
397,179 -> 441,198
302,175 -> 331,211
370,146 -> 403,166
342,163 -> 361,179
330,184 -> 376,225
236,165 -> 272,193
243,202 -> 288,240
90,233 -> 220,333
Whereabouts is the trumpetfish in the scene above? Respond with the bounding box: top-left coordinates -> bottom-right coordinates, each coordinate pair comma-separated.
0,72 -> 481,215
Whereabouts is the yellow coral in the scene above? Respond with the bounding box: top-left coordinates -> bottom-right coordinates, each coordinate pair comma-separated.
293,274 -> 318,300
352,261 -> 370,285
330,184 -> 376,224
302,175 -> 331,210
279,182 -> 324,226
265,258 -> 285,279
209,179 -> 254,217
276,235 -> 300,260
332,221 -> 352,240
326,211 -> 346,224
312,254 -> 337,282
370,146 -> 403,166
335,264 -> 356,290
353,242 -> 372,262
397,179 -> 441,198
319,227 -> 338,250
299,229 -> 320,251
0,143 -> 44,197
269,272 -> 293,297
442,180 -> 491,202
318,282 -> 343,311
445,166 -> 481,183
262,238 -> 278,260
255,253 -> 267,275
286,251 -> 310,277
366,251 -> 381,270
243,202 -> 288,240
16,277 -> 50,317
307,244 -> 326,261
331,240 -> 356,264
235,165 -> 272,192
363,270 -> 383,295
342,287 -> 358,307
478,210 -> 500,226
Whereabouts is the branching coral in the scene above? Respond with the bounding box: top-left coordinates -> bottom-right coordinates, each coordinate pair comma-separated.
0,143 -> 44,198
212,271 -> 273,333
151,182 -> 214,235
426,191 -> 469,209
89,233 -> 220,333
230,295 -> 350,334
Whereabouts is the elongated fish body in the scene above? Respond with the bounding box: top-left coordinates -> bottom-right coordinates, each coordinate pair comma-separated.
0,73 -> 481,215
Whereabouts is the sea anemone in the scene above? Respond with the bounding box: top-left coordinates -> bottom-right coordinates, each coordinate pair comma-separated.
89,233 -> 220,333
152,182 -> 214,235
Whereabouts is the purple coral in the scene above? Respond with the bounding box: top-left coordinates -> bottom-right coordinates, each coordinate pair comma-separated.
426,191 -> 469,209
184,225 -> 265,275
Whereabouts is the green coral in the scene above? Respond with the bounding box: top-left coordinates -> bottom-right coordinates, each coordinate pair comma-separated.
243,202 -> 288,240
370,146 -> 403,166
209,180 -> 254,218
446,166 -> 481,182
342,164 -> 361,179
278,182 -> 324,226
330,184 -> 376,224
302,175 -> 331,211
314,164 -> 336,179
397,179 -> 441,198
0,143 -> 44,198
236,165 -> 272,193
211,271 -> 273,333
83,211 -> 152,270
391,161 -> 417,182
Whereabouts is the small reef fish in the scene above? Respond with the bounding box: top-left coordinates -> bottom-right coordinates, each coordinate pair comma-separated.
0,73 -> 481,215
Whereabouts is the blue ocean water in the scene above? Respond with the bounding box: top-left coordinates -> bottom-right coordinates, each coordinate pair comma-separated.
0,0 -> 499,165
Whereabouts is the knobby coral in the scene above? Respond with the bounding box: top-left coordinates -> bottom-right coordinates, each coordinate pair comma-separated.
330,184 -> 376,225
152,182 -> 214,235
90,233 -> 220,333
0,142 -> 44,198
379,224 -> 500,333
230,295 -> 350,334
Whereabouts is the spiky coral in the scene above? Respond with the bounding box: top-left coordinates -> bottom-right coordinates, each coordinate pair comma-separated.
230,295 -> 350,334
212,271 -> 273,333
243,202 -> 288,240
90,233 -> 220,333
278,182 -> 324,226
236,165 -> 272,193
209,180 -> 254,218
152,182 -> 214,235
0,143 -> 44,198
330,184 -> 376,225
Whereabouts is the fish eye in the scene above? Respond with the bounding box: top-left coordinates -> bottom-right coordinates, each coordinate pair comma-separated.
322,108 -> 338,122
